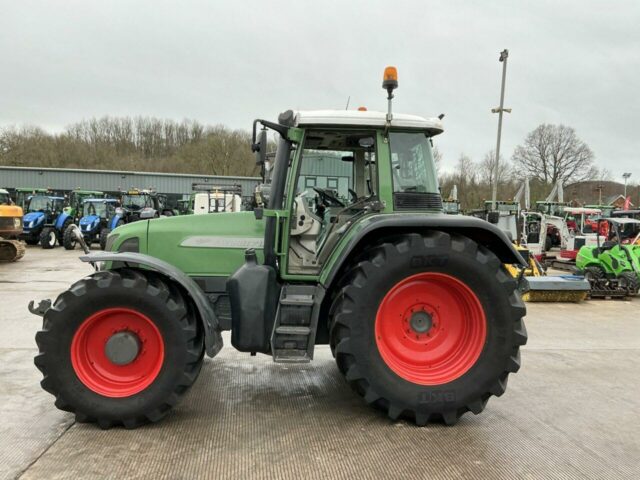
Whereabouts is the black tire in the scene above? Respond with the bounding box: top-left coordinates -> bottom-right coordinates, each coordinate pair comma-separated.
329,232 -> 527,426
58,218 -> 73,244
583,266 -> 605,285
25,236 -> 39,246
40,227 -> 57,249
34,268 -> 204,429
618,272 -> 639,295
99,228 -> 111,250
62,226 -> 77,250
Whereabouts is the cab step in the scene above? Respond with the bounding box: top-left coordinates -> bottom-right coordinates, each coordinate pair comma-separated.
271,285 -> 324,363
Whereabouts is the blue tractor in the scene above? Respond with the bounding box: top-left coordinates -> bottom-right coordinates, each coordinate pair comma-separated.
63,198 -> 123,250
20,195 -> 68,248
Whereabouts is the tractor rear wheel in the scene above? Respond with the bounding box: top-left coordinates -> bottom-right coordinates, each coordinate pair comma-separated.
34,268 -> 204,428
40,227 -> 57,249
618,272 -> 639,295
329,232 -> 527,425
99,228 -> 111,250
62,226 -> 77,250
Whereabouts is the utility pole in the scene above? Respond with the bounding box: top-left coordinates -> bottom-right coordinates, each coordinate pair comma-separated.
623,172 -> 631,197
491,49 -> 512,210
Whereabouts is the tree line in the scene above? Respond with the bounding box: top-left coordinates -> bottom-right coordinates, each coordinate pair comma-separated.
1,117 -> 622,209
0,117 -> 260,177
438,124 -> 615,210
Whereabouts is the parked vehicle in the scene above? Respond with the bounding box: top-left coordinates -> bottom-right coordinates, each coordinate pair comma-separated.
576,218 -> 640,295
33,67 -> 528,428
118,189 -> 175,222
20,195 -> 66,248
0,188 -> 26,262
63,198 -> 122,250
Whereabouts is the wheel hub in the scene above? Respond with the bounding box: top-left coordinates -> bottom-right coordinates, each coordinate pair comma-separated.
104,331 -> 140,365
409,310 -> 433,334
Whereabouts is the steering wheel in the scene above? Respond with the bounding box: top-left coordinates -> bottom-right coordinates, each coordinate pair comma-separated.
313,187 -> 345,208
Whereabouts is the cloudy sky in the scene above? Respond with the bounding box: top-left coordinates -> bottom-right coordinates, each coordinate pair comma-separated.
1,1 -> 638,180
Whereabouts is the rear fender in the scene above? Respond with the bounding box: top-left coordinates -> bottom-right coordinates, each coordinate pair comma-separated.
79,251 -> 222,358
55,212 -> 70,230
320,214 -> 526,289
109,214 -> 122,230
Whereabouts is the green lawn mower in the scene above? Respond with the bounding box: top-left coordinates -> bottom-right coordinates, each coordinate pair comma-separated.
30,67 -> 527,429
576,218 -> 640,296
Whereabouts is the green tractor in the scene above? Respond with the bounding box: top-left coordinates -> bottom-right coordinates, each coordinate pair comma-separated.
576,218 -> 640,295
31,68 -> 527,429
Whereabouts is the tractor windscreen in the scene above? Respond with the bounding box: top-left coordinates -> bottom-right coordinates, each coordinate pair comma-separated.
122,195 -> 148,210
0,192 -> 10,205
389,132 -> 439,195
84,202 -> 111,218
27,196 -> 52,212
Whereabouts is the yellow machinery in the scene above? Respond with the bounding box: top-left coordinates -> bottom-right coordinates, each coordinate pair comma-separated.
0,189 -> 26,262
506,245 -> 589,302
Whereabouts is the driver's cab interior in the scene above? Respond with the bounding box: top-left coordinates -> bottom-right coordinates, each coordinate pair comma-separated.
287,130 -> 378,274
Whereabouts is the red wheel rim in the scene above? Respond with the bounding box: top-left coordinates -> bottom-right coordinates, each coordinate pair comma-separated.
71,308 -> 164,397
375,272 -> 487,385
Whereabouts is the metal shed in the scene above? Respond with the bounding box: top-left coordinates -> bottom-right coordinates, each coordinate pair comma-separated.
0,166 -> 261,200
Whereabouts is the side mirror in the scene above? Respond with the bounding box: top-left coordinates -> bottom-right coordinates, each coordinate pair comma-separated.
254,129 -> 267,165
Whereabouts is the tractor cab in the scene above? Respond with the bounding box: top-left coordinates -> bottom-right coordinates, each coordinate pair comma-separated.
15,188 -> 54,210
119,189 -> 174,221
65,189 -> 104,219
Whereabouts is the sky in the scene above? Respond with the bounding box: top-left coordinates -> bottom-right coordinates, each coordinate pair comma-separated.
1,0 -> 639,181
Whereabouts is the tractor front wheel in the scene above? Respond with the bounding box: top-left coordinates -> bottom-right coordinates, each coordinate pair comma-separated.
329,232 -> 527,425
34,268 -> 204,428
40,227 -> 57,249
62,226 -> 77,250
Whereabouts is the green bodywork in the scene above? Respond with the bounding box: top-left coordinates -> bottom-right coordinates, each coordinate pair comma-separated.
576,244 -> 640,278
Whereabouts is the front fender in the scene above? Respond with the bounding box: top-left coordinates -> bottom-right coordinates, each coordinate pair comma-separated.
79,251 -> 222,358
320,213 -> 526,288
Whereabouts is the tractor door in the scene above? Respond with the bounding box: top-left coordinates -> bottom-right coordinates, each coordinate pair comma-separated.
281,129 -> 380,276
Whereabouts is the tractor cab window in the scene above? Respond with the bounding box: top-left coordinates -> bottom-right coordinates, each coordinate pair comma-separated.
0,192 -> 11,205
287,130 -> 378,274
27,196 -> 61,213
389,132 -> 439,195
84,202 -> 113,218
122,195 -> 149,210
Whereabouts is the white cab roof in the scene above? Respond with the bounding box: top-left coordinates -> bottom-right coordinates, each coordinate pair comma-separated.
605,217 -> 640,224
293,110 -> 444,136
564,207 -> 602,215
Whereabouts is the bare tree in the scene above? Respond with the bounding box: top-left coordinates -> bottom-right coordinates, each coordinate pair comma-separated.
512,124 -> 597,184
479,150 -> 511,188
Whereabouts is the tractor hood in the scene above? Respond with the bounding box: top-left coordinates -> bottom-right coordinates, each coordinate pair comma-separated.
23,211 -> 45,230
80,215 -> 100,232
111,212 -> 265,277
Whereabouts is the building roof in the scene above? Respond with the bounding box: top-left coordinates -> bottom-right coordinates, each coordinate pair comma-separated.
293,110 -> 444,135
